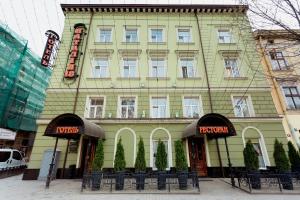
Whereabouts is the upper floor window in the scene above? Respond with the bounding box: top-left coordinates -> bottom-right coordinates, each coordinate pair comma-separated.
150,58 -> 166,77
122,58 -> 137,78
218,30 -> 233,43
180,58 -> 195,78
283,87 -> 300,110
269,51 -> 288,70
183,97 -> 201,118
125,28 -> 138,42
224,58 -> 240,77
177,28 -> 192,43
92,58 -> 109,78
99,29 -> 112,42
150,29 -> 163,42
119,97 -> 136,118
232,96 -> 254,117
88,97 -> 104,118
151,97 -> 168,118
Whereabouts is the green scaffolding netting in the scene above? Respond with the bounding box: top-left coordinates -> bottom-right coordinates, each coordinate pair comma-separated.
0,22 -> 52,132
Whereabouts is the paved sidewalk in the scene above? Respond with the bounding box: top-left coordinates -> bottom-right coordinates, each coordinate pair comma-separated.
0,175 -> 299,200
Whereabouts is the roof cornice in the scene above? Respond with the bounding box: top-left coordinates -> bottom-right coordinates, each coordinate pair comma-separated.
61,4 -> 248,14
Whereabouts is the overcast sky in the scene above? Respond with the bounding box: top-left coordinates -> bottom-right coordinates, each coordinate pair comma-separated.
0,0 -> 244,57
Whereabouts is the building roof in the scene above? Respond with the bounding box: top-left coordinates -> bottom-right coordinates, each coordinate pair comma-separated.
61,4 -> 248,14
254,29 -> 300,40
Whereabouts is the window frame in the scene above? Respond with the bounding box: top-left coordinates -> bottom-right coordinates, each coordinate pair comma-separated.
91,57 -> 109,78
179,57 -> 196,78
124,27 -> 139,43
121,57 -> 138,78
218,30 -> 233,44
149,58 -> 167,78
282,86 -> 300,110
177,28 -> 192,43
85,95 -> 106,119
182,96 -> 203,118
117,96 -> 138,118
224,57 -> 240,78
150,96 -> 170,118
98,28 -> 112,43
269,50 -> 289,70
231,95 -> 255,117
149,28 -> 164,43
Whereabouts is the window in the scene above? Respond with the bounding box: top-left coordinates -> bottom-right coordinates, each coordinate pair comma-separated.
151,58 -> 166,77
224,58 -> 240,77
150,29 -> 163,42
125,28 -> 138,42
180,58 -> 195,78
122,58 -> 137,77
269,51 -> 288,70
12,151 -> 22,160
99,29 -> 112,42
232,96 -> 254,117
152,140 -> 169,168
88,97 -> 104,118
92,58 -> 109,78
283,87 -> 300,109
183,97 -> 200,118
218,30 -> 233,43
178,28 -> 192,43
151,97 -> 168,118
252,142 -> 266,169
119,97 -> 136,118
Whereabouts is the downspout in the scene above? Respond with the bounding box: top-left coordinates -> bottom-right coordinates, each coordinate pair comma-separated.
194,12 -> 224,177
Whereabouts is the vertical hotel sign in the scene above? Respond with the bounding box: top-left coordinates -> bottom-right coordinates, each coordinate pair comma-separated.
64,23 -> 86,79
41,30 -> 60,67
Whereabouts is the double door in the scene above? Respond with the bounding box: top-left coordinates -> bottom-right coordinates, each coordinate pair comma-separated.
188,138 -> 207,177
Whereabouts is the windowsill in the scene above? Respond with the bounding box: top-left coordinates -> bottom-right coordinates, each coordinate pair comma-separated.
94,42 -> 113,45
146,77 -> 170,80
177,42 -> 195,45
117,77 -> 141,80
87,77 -> 111,80
224,77 -> 248,80
121,42 -> 140,45
177,77 -> 201,80
148,42 -> 166,45
286,109 -> 300,113
272,69 -> 294,72
218,42 -> 236,45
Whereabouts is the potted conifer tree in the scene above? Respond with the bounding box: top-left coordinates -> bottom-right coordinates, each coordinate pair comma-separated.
274,139 -> 293,190
91,140 -> 104,190
114,138 -> 126,190
155,139 -> 168,190
287,141 -> 300,173
175,140 -> 188,190
134,137 -> 147,190
243,140 -> 261,189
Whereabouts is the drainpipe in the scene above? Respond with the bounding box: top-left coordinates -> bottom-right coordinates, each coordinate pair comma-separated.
195,12 -> 224,177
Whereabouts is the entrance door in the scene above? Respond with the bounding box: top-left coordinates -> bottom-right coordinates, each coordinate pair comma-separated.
188,138 -> 207,176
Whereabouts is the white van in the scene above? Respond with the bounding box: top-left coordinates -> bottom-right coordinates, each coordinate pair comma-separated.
0,148 -> 27,170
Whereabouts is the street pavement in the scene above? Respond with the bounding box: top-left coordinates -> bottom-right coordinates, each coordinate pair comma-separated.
0,175 -> 299,200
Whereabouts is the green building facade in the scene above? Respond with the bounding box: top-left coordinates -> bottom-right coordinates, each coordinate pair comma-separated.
24,4 -> 288,179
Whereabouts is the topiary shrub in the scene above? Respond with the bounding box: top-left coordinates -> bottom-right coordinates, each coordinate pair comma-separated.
274,139 -> 290,172
243,140 -> 259,171
287,141 -> 300,172
92,140 -> 104,171
175,140 -> 188,171
155,139 -> 167,171
114,138 -> 126,172
135,137 -> 146,172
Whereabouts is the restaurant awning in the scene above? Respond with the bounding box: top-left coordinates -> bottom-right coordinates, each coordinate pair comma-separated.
182,113 -> 236,139
44,113 -> 105,139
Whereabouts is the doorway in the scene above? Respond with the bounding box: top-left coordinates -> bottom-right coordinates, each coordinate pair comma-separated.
188,137 -> 207,176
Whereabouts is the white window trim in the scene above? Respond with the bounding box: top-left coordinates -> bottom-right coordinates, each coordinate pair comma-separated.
280,84 -> 300,110
148,58 -> 167,77
177,27 -> 193,43
84,95 -> 106,118
231,94 -> 255,117
98,28 -> 113,43
117,95 -> 138,118
242,126 -> 270,169
149,95 -> 170,118
148,28 -> 165,43
181,95 -> 204,118
218,29 -> 234,44
91,57 -> 110,78
178,57 -> 197,78
224,57 -> 241,78
120,57 -> 139,78
149,127 -> 172,170
123,27 -> 139,43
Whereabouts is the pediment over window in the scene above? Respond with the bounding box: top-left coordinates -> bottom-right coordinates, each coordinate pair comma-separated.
90,49 -> 114,57
175,50 -> 199,57
146,49 -> 169,57
118,49 -> 142,57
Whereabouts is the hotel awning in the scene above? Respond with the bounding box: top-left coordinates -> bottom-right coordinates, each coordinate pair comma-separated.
44,113 -> 105,139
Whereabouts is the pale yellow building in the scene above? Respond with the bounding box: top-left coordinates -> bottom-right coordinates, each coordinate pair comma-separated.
255,30 -> 300,148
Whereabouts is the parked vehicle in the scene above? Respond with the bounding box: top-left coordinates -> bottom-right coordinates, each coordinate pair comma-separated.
0,148 -> 27,170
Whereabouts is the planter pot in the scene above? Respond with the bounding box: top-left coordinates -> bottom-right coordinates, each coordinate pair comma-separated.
91,171 -> 103,191
157,171 -> 166,190
279,172 -> 293,190
177,171 -> 188,190
135,172 -> 146,190
115,171 -> 125,190
248,171 -> 261,190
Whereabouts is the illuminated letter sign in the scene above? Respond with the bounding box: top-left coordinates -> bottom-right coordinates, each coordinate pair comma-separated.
41,30 -> 60,67
64,23 -> 86,79
199,126 -> 229,135
55,126 -> 79,134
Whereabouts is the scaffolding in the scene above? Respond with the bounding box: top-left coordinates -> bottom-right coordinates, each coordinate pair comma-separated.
0,23 -> 52,132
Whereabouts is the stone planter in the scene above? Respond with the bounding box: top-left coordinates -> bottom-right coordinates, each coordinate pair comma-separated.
134,172 -> 146,190
157,171 -> 166,190
115,171 -> 125,190
91,171 -> 102,191
177,171 -> 188,190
